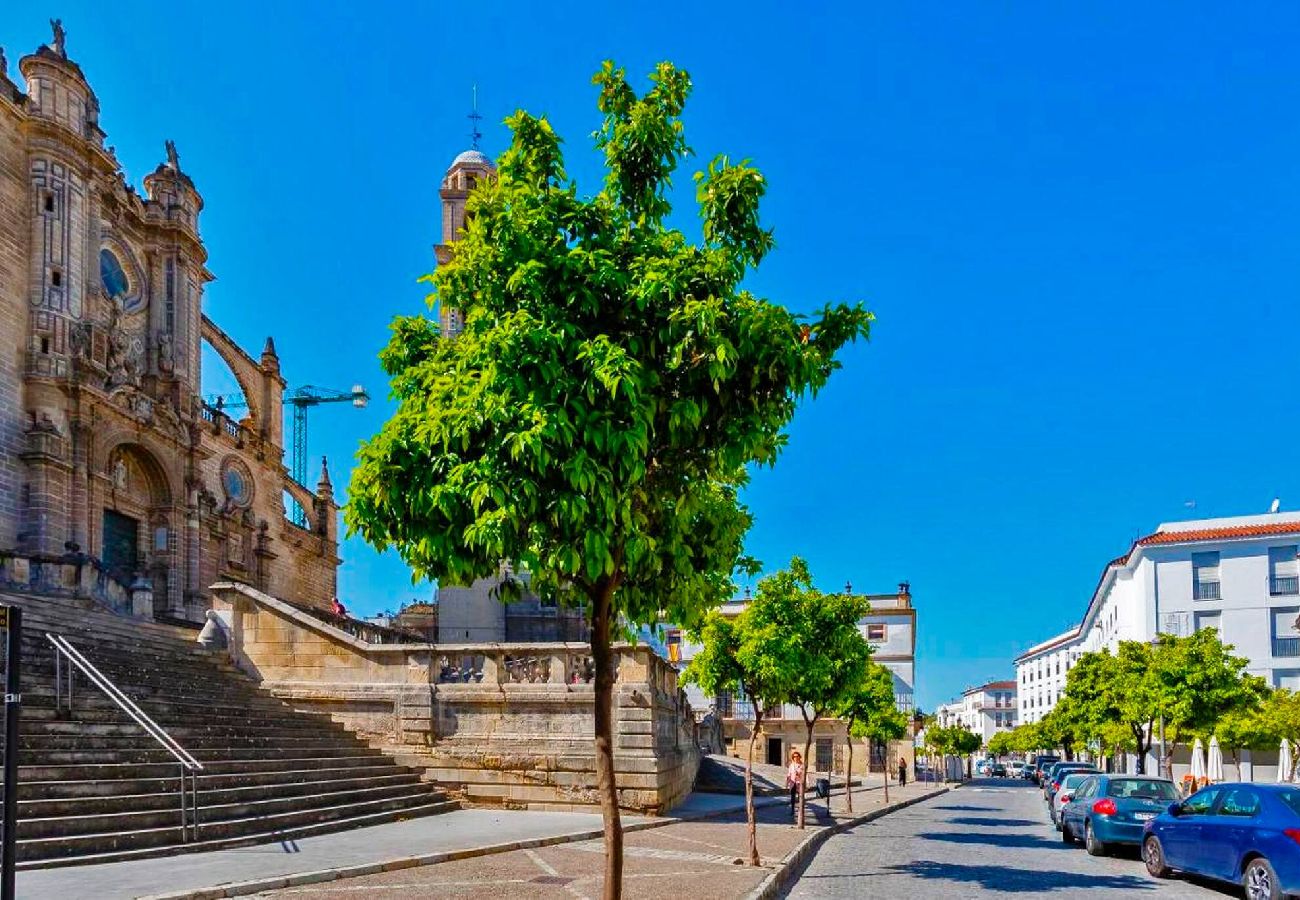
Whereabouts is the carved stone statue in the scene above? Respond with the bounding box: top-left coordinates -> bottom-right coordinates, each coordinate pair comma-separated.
165,139 -> 180,170
68,321 -> 90,359
105,296 -> 142,388
156,331 -> 174,374
49,19 -> 66,57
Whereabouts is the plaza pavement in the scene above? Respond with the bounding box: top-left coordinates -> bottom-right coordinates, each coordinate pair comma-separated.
16,774 -> 945,899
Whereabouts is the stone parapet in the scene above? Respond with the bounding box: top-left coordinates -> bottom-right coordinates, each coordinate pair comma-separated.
210,581 -> 701,814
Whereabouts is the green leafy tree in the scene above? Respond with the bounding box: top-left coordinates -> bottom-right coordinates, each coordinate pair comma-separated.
1155,629 -> 1268,751
986,730 -> 1013,759
683,604 -> 780,866
346,62 -> 871,897
739,558 -> 871,827
954,729 -> 983,778
1223,689 -> 1300,779
838,661 -> 907,808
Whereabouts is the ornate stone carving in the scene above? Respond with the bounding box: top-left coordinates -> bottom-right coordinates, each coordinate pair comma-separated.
156,331 -> 174,374
105,297 -> 143,388
49,19 -> 66,57
165,139 -> 180,170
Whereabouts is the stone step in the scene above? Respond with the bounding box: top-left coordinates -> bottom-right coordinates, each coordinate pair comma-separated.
19,744 -> 388,765
14,753 -> 404,783
16,798 -> 460,869
17,762 -> 418,800
19,701 -> 329,726
18,772 -> 432,818
18,732 -> 366,752
20,781 -> 443,838
19,719 -> 348,739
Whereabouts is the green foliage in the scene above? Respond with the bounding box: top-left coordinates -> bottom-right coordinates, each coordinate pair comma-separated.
840,661 -> 909,745
1154,628 -> 1267,746
737,558 -> 872,724
986,730 -> 1013,758
346,60 -> 872,633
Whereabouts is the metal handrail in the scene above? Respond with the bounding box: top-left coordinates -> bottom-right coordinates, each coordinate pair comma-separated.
47,633 -> 203,841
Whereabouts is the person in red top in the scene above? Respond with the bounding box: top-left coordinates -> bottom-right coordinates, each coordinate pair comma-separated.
786,749 -> 804,813
330,596 -> 347,618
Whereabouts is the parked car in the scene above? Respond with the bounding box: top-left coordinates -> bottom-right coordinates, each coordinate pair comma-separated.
1061,774 -> 1178,855
1044,764 -> 1098,804
1144,783 -> 1300,899
1023,763 -> 1039,782
1008,760 -> 1027,778
1050,772 -> 1097,827
990,763 -> 1008,778
1029,755 -> 1060,783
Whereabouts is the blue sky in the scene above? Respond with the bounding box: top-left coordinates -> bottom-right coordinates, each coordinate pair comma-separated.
8,2 -> 1300,711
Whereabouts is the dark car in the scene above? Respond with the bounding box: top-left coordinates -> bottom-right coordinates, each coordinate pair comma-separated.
990,763 -> 1007,778
1024,763 -> 1039,782
1030,755 -> 1060,783
1060,774 -> 1179,855
1144,783 -> 1300,900
1044,764 -> 1097,805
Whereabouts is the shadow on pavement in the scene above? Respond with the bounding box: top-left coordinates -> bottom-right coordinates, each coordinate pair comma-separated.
916,831 -> 1073,852
873,860 -> 1156,892
944,817 -> 1041,828
931,805 -> 999,812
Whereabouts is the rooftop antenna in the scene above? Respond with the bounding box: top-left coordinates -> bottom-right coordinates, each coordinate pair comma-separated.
468,84 -> 483,150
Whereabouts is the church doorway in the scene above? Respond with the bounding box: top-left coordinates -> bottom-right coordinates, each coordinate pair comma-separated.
102,509 -> 140,585
766,737 -> 783,767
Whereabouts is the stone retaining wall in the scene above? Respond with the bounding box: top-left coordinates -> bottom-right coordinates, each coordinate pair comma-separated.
210,581 -> 701,813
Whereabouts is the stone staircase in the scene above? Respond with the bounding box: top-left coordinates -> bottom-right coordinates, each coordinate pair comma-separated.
0,592 -> 456,869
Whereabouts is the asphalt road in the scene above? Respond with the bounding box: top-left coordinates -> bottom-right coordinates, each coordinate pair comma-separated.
784,777 -> 1237,898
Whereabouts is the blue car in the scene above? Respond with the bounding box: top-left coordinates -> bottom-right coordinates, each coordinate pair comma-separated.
1060,774 -> 1179,855
1143,783 -> 1300,900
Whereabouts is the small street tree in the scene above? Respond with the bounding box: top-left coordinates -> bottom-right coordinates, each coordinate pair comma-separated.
740,558 -> 871,827
986,730 -> 1013,759
1155,629 -> 1268,751
838,660 -> 907,808
683,607 -> 777,866
346,62 -> 871,899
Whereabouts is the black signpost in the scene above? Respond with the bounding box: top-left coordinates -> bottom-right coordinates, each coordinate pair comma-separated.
0,604 -> 19,900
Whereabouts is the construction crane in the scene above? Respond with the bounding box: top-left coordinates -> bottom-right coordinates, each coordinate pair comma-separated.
205,384 -> 369,524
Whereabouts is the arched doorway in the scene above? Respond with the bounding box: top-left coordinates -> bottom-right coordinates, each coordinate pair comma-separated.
100,442 -> 175,616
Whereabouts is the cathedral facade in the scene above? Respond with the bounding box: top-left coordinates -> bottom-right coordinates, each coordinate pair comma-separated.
0,25 -> 339,621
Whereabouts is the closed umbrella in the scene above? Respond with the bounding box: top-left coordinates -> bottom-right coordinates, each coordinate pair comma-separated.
1208,736 -> 1225,783
1190,738 -> 1206,785
1279,739 -> 1292,784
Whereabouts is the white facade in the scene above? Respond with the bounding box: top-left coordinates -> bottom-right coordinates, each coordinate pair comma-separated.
937,680 -> 1017,745
1015,627 -> 1083,723
1016,511 -> 1300,722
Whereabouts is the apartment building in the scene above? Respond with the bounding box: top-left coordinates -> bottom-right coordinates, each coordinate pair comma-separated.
936,680 -> 1018,744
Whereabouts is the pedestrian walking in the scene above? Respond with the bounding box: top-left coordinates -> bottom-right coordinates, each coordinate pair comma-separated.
898,755 -> 907,787
786,750 -> 804,813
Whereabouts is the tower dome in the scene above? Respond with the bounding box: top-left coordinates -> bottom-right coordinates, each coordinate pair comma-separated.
450,149 -> 492,170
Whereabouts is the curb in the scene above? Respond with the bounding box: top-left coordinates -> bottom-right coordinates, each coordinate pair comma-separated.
136,791 -> 795,899
742,784 -> 952,900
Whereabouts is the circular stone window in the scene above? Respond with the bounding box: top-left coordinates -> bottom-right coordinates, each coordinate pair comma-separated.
221,459 -> 253,507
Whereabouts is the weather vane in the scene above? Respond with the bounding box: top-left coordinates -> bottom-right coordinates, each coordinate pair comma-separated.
468,84 -> 482,151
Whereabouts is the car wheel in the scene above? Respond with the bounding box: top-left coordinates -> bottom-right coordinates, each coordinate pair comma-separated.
1143,835 -> 1170,878
1243,857 -> 1281,900
1060,820 -> 1074,844
1085,822 -> 1107,857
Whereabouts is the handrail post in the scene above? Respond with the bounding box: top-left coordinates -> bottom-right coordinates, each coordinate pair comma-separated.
179,762 -> 187,842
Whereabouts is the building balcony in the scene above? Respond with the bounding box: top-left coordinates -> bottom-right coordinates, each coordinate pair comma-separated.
1273,637 -> 1300,658
1194,580 -> 1221,601
1271,576 -> 1299,596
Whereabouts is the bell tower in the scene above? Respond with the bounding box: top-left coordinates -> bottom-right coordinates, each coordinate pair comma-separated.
433,94 -> 495,339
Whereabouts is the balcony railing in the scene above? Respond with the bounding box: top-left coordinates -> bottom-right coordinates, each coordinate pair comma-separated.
1194,580 -> 1221,601
1273,637 -> 1300,658
1271,576 -> 1299,596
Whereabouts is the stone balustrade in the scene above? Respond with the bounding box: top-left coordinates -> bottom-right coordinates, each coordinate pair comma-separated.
209,580 -> 701,813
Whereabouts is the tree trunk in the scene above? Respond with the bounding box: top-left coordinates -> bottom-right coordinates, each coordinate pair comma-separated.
590,583 -> 623,899
881,740 -> 889,804
745,708 -> 761,866
799,711 -> 814,830
843,733 -> 853,813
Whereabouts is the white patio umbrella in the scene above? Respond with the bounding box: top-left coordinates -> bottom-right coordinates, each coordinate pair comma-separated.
1207,736 -> 1225,783
1279,738 -> 1292,784
1190,737 -> 1207,784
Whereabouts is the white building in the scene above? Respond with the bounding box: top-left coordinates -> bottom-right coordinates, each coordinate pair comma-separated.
1016,511 -> 1300,722
1016,626 -> 1083,724
936,679 -> 1018,745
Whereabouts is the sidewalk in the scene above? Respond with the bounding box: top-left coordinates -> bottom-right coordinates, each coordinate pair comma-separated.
17,778 -> 944,899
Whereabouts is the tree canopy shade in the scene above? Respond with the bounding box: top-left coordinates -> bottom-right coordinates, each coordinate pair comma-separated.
345,61 -> 872,899
839,661 -> 908,806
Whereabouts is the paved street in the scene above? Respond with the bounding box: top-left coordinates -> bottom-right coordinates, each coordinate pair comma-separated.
786,778 -> 1236,898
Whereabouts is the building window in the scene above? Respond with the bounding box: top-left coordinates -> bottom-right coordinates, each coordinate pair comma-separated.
50,268 -> 62,288
1193,551 -> 1221,601
165,257 -> 176,335
1270,547 -> 1299,596
866,623 -> 886,642
43,192 -> 55,213
815,738 -> 833,772
1272,609 -> 1300,658
1194,611 -> 1221,635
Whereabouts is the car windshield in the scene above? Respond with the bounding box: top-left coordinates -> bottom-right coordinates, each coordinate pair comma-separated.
1060,774 -> 1090,790
1107,778 -> 1178,801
